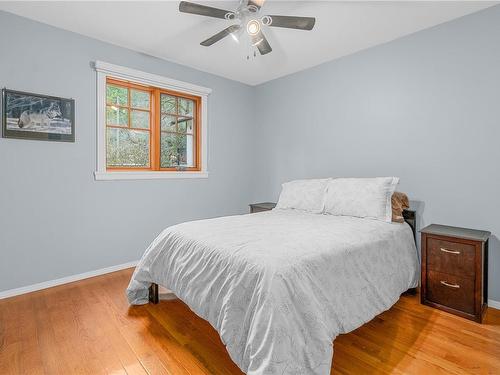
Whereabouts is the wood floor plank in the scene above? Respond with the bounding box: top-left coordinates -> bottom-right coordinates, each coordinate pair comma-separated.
98,276 -> 209,374
1,268 -> 499,375
32,290 -> 75,375
0,294 -> 45,375
145,301 -> 243,375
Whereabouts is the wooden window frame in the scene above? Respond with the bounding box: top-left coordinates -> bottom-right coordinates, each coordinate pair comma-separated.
106,78 -> 153,171
94,61 -> 210,181
156,88 -> 202,172
105,79 -> 202,172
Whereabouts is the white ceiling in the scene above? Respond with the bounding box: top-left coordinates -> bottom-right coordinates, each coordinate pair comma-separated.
0,1 -> 496,85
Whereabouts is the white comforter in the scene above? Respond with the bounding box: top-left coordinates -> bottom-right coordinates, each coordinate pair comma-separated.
127,210 -> 419,375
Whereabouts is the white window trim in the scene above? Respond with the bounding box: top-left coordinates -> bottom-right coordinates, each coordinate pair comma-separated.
94,61 -> 211,181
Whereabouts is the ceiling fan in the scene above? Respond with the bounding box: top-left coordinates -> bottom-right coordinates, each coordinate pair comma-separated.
179,0 -> 316,56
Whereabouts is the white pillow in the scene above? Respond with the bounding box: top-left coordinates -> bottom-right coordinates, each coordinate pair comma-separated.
276,178 -> 330,213
324,177 -> 399,222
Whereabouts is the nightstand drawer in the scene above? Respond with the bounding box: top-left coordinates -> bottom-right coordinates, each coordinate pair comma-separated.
427,237 -> 475,277
426,270 -> 475,315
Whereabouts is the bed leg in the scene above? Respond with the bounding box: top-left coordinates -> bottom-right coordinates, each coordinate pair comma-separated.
405,287 -> 418,296
149,283 -> 159,304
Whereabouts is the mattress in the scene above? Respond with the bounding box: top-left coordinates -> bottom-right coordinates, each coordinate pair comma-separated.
127,209 -> 419,374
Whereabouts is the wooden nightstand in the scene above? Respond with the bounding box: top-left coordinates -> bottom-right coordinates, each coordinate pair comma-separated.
249,202 -> 276,213
421,224 -> 490,323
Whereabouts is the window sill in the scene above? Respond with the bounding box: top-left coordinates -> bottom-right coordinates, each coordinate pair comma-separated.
94,171 -> 209,181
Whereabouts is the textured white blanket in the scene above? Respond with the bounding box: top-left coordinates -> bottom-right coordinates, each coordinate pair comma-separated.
127,210 -> 419,374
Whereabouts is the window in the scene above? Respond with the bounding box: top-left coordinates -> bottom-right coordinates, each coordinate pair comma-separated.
106,80 -> 152,169
105,79 -> 201,171
159,92 -> 199,170
95,61 -> 210,180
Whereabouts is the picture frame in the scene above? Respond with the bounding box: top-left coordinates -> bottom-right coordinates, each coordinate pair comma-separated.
2,88 -> 75,142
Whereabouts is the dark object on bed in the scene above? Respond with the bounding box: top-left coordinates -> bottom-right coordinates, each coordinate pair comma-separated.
392,192 -> 410,222
148,208 -> 418,304
420,224 -> 490,323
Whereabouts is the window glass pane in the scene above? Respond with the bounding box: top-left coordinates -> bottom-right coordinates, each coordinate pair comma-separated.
160,133 -> 194,168
179,98 -> 194,117
131,110 -> 150,129
106,85 -> 128,106
178,117 -> 193,134
107,128 -> 150,167
161,114 -> 177,132
160,133 -> 178,167
131,89 -> 150,109
106,106 -> 128,126
161,94 -> 176,114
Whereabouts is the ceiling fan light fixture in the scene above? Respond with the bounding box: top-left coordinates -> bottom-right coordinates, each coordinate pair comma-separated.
261,15 -> 272,26
248,5 -> 259,13
247,19 -> 261,36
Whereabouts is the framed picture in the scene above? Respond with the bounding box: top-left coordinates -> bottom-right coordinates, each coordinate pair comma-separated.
2,88 -> 75,142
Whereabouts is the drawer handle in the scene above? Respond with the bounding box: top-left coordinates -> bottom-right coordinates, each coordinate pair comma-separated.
440,280 -> 460,289
440,247 -> 460,255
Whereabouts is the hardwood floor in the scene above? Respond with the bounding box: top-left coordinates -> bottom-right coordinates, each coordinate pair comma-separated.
1,268 -> 499,375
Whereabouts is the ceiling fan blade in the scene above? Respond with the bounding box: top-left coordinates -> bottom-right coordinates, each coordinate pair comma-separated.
251,31 -> 272,55
266,15 -> 316,30
200,25 -> 241,46
179,1 -> 233,19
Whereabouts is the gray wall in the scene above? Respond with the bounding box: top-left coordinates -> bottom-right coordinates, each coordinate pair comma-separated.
253,5 -> 500,301
2,6 -> 500,302
0,11 -> 256,292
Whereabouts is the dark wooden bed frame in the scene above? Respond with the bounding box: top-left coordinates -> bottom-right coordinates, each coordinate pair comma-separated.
402,209 -> 418,295
148,209 -> 418,303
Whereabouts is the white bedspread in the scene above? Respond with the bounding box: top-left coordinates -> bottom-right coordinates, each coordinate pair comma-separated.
127,210 -> 419,375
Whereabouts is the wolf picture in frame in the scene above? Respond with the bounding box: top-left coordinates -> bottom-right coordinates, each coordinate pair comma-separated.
2,88 -> 75,142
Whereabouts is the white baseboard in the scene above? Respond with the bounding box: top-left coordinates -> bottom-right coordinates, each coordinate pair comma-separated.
489,299 -> 500,310
0,260 -> 139,300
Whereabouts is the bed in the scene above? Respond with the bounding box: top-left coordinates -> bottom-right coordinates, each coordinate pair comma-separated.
126,207 -> 418,375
